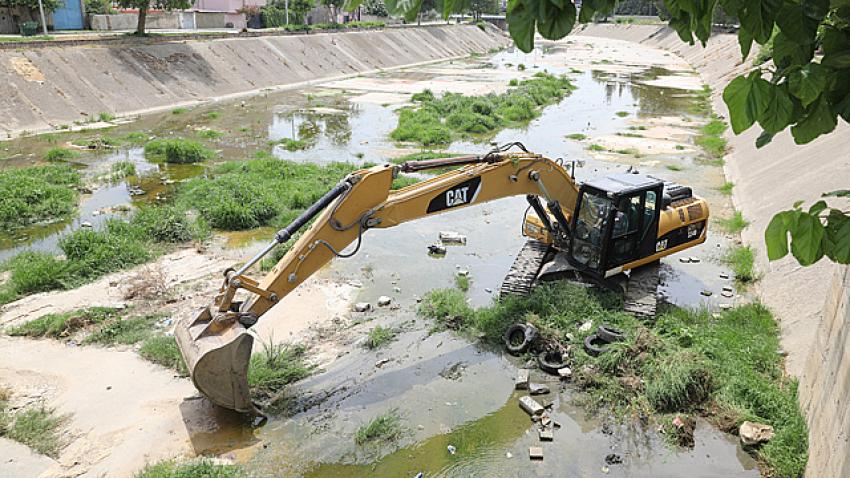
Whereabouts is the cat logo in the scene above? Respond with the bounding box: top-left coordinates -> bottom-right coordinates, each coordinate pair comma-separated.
655,239 -> 668,252
426,177 -> 482,213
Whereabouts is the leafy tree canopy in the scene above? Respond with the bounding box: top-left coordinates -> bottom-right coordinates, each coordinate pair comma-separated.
0,0 -> 60,10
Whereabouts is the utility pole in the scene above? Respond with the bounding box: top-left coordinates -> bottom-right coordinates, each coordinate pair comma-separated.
37,0 -> 48,35
285,0 -> 289,25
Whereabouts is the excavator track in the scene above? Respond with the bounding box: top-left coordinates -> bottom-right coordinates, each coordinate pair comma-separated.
623,262 -> 660,318
500,239 -> 552,299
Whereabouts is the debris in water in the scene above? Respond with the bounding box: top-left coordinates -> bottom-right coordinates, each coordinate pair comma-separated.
679,257 -> 691,263
377,296 -> 392,307
605,453 -> 623,465
506,451 -> 513,458
721,291 -> 734,298
375,358 -> 391,368
519,396 -> 544,416
515,369 -> 530,390
700,290 -> 712,296
739,421 -> 775,446
689,256 -> 701,263
539,428 -> 554,441
348,280 -> 363,288
722,286 -> 734,293
484,287 -> 493,293
719,272 -> 730,280
414,473 -> 423,478
447,444 -> 457,455
439,231 -> 467,245
353,302 -> 372,312
81,221 -> 93,228
457,269 -> 470,277
427,244 -> 447,256
529,446 -> 544,460
601,465 -> 610,474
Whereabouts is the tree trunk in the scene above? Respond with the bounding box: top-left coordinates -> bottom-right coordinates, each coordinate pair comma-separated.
136,4 -> 148,35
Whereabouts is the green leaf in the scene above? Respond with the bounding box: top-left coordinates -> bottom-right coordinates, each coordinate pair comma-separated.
789,211 -> 825,265
756,130 -> 776,148
809,200 -> 828,216
748,73 -> 772,124
343,0 -> 363,11
740,0 -> 781,44
776,3 -> 818,44
723,75 -> 755,134
788,63 -> 828,107
823,190 -> 850,198
758,84 -> 794,133
791,96 -> 838,144
507,0 -> 536,53
824,210 -> 850,263
765,210 -> 797,260
793,200 -> 805,209
836,92 -> 850,123
821,26 -> 850,55
822,51 -> 850,68
384,0 -> 423,22
772,32 -> 815,66
738,26 -> 754,59
536,1 -> 575,40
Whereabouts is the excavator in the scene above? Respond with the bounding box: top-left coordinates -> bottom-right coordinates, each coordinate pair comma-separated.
175,143 -> 709,414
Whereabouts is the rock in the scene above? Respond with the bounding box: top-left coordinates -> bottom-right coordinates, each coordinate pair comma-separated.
689,256 -> 701,263
484,287 -> 493,293
439,231 -> 467,245
700,290 -> 712,296
721,291 -> 734,298
427,244 -> 447,255
529,446 -> 544,460
605,453 -> 623,465
519,396 -> 545,415
739,421 -> 775,446
353,302 -> 371,312
393,286 -> 401,293
348,280 -> 363,288
719,272 -> 730,280
558,367 -> 573,380
529,383 -> 550,395
506,452 -> 513,458
377,296 -> 392,307
80,221 -> 93,228
539,428 -> 554,441
515,369 -> 530,390
722,286 -> 734,293
457,269 -> 470,277
578,320 -> 593,333
375,358 -> 391,368
679,257 -> 691,263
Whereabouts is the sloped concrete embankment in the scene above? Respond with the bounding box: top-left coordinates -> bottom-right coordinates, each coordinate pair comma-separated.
578,23 -> 850,478
0,24 -> 509,137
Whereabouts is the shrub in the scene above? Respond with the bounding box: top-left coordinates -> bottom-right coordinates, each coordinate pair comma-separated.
355,409 -> 403,444
58,224 -> 151,279
645,351 -> 713,411
131,206 -> 194,243
111,160 -> 136,178
248,341 -> 313,398
723,245 -> 756,282
365,326 -> 396,349
0,164 -> 81,229
6,252 -> 70,295
44,147 -> 79,162
135,458 -> 240,478
144,139 -> 214,164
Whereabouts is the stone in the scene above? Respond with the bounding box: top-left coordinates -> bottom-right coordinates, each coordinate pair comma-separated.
377,296 -> 392,307
739,421 -> 775,446
558,367 -> 573,380
719,272 -> 730,280
519,396 -> 545,416
428,244 -> 447,255
353,302 -> 371,312
721,291 -> 734,298
719,303 -> 733,310
700,290 -> 712,296
689,256 -> 701,263
578,320 -> 593,332
679,257 -> 691,263
605,453 -> 623,465
457,269 -> 470,277
80,221 -> 93,228
515,369 -> 530,390
539,428 -> 554,441
529,446 -> 544,460
439,231 -> 467,245
529,383 -> 550,395
722,286 -> 734,293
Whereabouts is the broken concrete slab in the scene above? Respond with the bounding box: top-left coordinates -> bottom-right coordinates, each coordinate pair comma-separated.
427,244 -> 447,255
515,369 -> 529,390
439,231 -> 467,244
739,421 -> 775,446
529,383 -> 550,395
529,446 -> 544,460
539,428 -> 554,441
519,396 -> 545,415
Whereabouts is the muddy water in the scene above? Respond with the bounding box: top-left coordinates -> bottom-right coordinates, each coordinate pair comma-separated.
0,35 -> 750,476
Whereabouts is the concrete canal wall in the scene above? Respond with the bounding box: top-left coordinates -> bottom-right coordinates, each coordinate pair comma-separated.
0,24 -> 509,137
578,23 -> 850,478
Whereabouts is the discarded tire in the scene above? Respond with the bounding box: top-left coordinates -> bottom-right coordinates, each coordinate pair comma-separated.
596,325 -> 625,343
537,349 -> 569,375
503,323 -> 538,355
584,334 -> 609,356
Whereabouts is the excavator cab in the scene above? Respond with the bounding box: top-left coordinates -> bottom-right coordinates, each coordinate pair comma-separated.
570,174 -> 664,278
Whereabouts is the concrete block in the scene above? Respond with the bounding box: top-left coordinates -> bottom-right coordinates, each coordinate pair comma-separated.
519,396 -> 544,416
515,369 -> 529,390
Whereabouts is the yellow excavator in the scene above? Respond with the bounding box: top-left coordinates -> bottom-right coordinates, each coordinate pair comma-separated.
175,143 -> 709,414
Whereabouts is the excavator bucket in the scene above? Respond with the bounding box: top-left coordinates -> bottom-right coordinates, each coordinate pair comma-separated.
174,306 -> 257,414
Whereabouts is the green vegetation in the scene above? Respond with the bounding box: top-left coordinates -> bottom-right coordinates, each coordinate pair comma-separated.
615,148 -> 641,156
144,138 -> 215,164
204,111 -> 221,120
171,107 -> 188,115
587,144 -> 605,152
391,73 -> 575,146
197,129 -> 223,139
0,35 -> 54,43
0,207 -> 206,305
517,63 -> 526,71
44,147 -> 79,162
73,136 -> 123,149
275,137 -> 309,151
695,117 -> 728,159
85,314 -> 162,345
418,281 -> 805,476
139,336 -> 187,375
122,132 -> 149,143
111,160 -> 137,179
615,111 -> 629,117
365,325 -> 396,349
355,409 -> 404,445
565,133 -> 587,140
455,274 -> 470,292
0,164 -> 81,230
719,210 -> 749,234
718,181 -> 734,196
6,307 -> 121,339
135,458 -> 240,478
178,158 -> 355,230
666,164 -> 684,172
0,405 -> 65,457
248,341 -> 313,400
723,245 -> 757,283
98,112 -> 115,122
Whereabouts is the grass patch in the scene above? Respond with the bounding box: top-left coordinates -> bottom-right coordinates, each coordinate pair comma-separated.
0,405 -> 65,457
695,117 -> 728,159
204,111 -> 221,120
615,148 -> 641,156
666,164 -> 684,172
177,158 -> 357,230
98,112 -> 115,122
417,282 -> 804,476
717,181 -> 734,196
615,111 -> 629,117
719,210 -> 749,233
6,307 -> 121,339
139,336 -> 187,375
455,274 -> 470,292
274,137 -> 309,151
0,35 -> 54,43
171,107 -> 188,115
197,129 -> 223,139
391,73 -> 575,146
111,160 -> 136,178
565,133 -> 587,140
587,144 -> 605,152
365,325 -> 396,349
44,147 -> 79,162
135,458 -> 240,478
248,340 -> 314,399
723,245 -> 756,283
0,164 -> 81,230
85,314 -> 161,345
122,132 -> 149,143
144,138 -> 214,164
355,409 -> 404,445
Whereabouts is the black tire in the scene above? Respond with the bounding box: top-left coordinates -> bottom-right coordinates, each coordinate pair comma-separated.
537,349 -> 569,375
503,323 -> 537,355
597,325 -> 625,343
584,334 -> 609,357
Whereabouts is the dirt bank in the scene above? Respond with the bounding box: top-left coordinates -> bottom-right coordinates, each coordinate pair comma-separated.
0,24 -> 508,138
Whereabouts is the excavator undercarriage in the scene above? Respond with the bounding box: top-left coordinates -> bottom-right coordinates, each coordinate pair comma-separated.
175,144 -> 708,413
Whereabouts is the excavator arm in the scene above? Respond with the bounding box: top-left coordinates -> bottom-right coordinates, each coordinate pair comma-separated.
175,147 -> 580,413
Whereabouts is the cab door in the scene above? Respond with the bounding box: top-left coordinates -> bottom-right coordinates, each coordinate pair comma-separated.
607,187 -> 662,271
